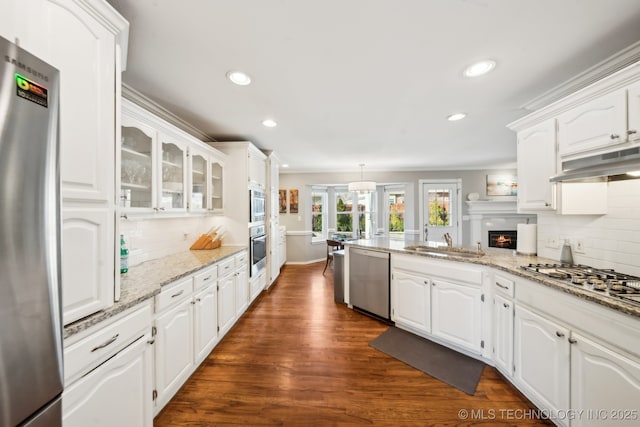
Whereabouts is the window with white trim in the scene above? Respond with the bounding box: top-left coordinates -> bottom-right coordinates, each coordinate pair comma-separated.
385,186 -> 405,239
335,188 -> 376,238
311,188 -> 328,242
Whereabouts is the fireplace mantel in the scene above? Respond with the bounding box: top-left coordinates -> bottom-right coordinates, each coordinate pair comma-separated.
465,200 -> 534,248
466,200 -> 518,215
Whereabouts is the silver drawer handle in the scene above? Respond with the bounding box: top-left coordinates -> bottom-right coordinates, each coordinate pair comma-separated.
91,334 -> 119,352
495,282 -> 509,290
171,290 -> 184,298
568,338 -> 577,344
503,302 -> 510,308
556,331 -> 565,338
610,133 -> 620,139
627,129 -> 637,135
203,276 -> 212,281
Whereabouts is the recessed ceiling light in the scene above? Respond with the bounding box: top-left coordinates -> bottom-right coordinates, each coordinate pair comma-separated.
262,119 -> 277,128
281,164 -> 289,168
464,60 -> 496,77
226,70 -> 251,86
627,170 -> 640,177
447,113 -> 467,121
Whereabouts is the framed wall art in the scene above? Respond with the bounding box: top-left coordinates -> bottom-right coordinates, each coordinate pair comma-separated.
486,174 -> 518,196
289,189 -> 299,213
279,189 -> 287,214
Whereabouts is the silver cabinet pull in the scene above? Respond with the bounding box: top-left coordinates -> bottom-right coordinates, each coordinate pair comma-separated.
171,290 -> 184,298
203,275 -> 212,281
556,331 -> 565,338
91,334 -> 119,352
568,338 -> 577,344
503,302 -> 510,308
495,282 -> 509,290
628,129 -> 637,135
610,133 -> 620,139
424,280 -> 428,285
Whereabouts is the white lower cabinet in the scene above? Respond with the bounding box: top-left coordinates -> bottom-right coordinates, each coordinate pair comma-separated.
570,333 -> 640,427
493,293 -> 514,377
431,279 -> 483,354
217,270 -> 236,338
514,305 -> 570,427
236,266 -> 249,316
63,334 -> 153,427
154,293 -> 194,413
193,284 -> 218,365
249,269 -> 265,304
63,302 -> 153,427
391,270 -> 431,335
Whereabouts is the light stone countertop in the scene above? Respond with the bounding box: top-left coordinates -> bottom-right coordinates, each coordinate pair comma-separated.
346,238 -> 640,319
63,245 -> 247,338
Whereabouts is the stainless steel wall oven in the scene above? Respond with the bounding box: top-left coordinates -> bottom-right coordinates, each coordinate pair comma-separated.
250,224 -> 267,277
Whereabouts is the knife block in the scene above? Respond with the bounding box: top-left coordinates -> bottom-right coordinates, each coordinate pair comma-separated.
190,232 -> 222,250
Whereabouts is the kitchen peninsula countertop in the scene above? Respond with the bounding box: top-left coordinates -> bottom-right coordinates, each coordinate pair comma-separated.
346,238 -> 640,319
63,245 -> 247,338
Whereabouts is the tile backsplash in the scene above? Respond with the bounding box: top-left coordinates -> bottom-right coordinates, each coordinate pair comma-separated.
120,216 -> 222,266
537,180 -> 640,276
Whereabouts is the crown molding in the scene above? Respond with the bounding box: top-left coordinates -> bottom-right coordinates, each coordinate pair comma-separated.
521,41 -> 640,112
122,83 -> 214,142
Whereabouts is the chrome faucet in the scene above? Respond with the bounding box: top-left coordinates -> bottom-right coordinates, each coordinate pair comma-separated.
443,233 -> 452,247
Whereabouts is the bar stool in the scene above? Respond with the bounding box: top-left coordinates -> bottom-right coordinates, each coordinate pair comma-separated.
323,239 -> 344,275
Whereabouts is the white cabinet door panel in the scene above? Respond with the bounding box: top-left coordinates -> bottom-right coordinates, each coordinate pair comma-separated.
514,305 -> 570,426
62,209 -> 113,324
392,270 -> 431,334
218,274 -> 236,337
193,285 -> 218,363
493,294 -> 514,377
557,89 -> 627,157
63,335 -> 152,427
628,80 -> 640,142
571,333 -> 640,426
517,119 -> 557,211
431,279 -> 482,354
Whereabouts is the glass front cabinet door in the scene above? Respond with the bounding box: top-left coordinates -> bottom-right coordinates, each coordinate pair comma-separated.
210,158 -> 223,213
159,134 -> 188,212
189,148 -> 209,212
121,117 -> 156,210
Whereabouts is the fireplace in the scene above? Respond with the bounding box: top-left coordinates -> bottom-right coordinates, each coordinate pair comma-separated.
488,230 -> 517,249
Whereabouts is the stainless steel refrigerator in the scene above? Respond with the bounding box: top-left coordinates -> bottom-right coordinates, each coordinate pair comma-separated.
0,36 -> 63,427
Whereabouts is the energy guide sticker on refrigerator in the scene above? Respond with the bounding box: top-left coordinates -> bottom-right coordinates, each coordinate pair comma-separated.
0,36 -> 64,427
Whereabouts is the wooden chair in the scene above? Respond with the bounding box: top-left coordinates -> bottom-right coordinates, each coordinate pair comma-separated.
323,239 -> 344,275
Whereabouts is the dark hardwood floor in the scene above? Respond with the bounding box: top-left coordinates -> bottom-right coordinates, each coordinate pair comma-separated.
154,262 -> 551,426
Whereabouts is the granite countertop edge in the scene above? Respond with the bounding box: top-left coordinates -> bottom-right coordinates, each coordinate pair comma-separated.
346,239 -> 640,319
63,245 -> 247,339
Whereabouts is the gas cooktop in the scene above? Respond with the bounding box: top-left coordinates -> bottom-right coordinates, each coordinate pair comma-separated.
521,263 -> 640,306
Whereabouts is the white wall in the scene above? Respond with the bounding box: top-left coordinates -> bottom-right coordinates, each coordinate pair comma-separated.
537,180 -> 640,276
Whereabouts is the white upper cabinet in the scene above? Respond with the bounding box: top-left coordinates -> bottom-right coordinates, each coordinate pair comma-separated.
248,146 -> 267,189
4,0 -> 129,324
121,99 -> 226,216
557,89 -> 627,157
628,79 -> 640,142
517,119 -> 557,212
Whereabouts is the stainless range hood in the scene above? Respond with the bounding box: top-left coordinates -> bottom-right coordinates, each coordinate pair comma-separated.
550,145 -> 640,182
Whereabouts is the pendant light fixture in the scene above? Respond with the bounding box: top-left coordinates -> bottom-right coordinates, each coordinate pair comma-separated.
348,164 -> 376,193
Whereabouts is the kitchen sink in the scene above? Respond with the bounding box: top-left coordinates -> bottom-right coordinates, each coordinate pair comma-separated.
403,245 -> 485,258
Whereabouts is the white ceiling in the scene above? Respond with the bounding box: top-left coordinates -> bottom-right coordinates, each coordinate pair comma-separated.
107,0 -> 640,173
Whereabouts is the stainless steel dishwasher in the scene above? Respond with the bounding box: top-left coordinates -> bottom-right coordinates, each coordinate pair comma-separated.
349,247 -> 390,321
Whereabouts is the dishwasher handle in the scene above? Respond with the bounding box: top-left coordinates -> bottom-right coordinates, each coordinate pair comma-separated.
350,248 -> 390,259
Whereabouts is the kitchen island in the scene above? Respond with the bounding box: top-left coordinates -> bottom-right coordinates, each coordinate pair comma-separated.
344,238 -> 640,427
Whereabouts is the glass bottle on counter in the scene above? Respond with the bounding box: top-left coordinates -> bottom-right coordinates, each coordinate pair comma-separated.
120,234 -> 129,274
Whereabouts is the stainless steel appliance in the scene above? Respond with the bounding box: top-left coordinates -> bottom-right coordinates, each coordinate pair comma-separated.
0,36 -> 63,426
250,187 -> 266,223
250,224 -> 267,277
521,263 -> 640,306
349,248 -> 391,320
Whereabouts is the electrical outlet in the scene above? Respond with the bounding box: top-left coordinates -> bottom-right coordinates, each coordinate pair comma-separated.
575,238 -> 586,254
545,236 -> 559,249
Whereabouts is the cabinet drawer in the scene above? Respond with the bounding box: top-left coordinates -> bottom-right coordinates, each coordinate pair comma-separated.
193,266 -> 217,291
64,303 -> 152,383
235,250 -> 248,266
156,278 -> 192,312
218,257 -> 235,277
494,273 -> 515,298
